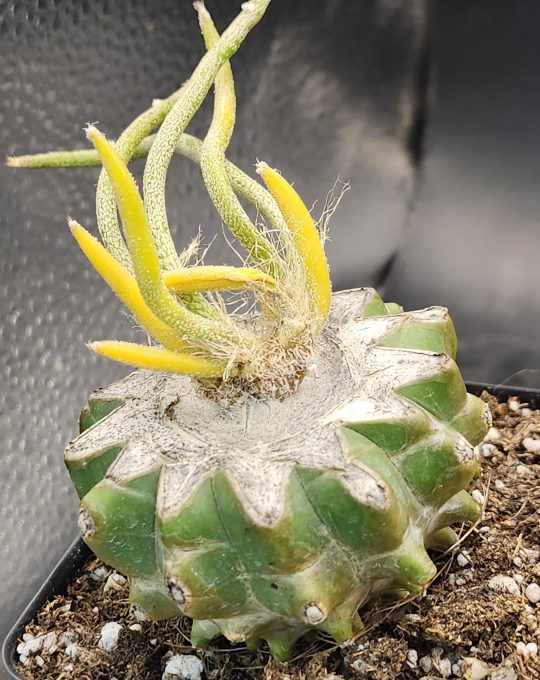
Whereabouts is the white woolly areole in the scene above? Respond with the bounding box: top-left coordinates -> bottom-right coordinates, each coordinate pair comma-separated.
303,603 -> 326,625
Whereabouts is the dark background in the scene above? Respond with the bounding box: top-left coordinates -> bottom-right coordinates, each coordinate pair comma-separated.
1,0 -> 539,656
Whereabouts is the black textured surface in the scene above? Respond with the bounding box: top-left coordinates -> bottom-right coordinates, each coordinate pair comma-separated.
384,0 -> 540,388
0,0 -> 425,651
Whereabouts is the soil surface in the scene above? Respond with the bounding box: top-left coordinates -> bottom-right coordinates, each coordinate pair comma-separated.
13,391 -> 540,680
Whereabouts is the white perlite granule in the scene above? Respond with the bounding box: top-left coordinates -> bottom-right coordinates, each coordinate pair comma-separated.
97,622 -> 123,653
525,582 -> 540,604
162,654 -> 204,680
487,575 -> 520,597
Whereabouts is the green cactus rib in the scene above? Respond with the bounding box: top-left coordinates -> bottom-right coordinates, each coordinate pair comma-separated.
65,288 -> 490,660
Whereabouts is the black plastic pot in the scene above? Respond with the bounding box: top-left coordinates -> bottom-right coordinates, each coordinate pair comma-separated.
2,539 -> 92,679
3,383 -> 539,679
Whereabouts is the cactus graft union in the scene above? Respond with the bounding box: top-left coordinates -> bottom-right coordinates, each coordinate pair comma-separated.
8,0 -> 491,662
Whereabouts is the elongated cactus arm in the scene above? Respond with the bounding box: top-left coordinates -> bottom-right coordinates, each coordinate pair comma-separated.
60,87 -> 182,270
95,88 -> 220,321
195,2 -> 279,273
87,126 -> 163,283
7,134 -> 290,241
143,0 -> 271,271
69,220 -> 188,353
257,163 -> 331,322
163,265 -> 275,293
86,125 -> 244,345
89,341 -> 225,376
7,149 -> 105,168
95,89 -> 183,272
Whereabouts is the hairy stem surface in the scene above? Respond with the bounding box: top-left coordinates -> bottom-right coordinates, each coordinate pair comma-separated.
143,0 -> 271,271
196,2 -> 279,274
7,134 -> 289,237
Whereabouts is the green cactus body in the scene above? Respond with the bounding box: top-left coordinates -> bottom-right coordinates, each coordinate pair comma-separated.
65,287 -> 490,660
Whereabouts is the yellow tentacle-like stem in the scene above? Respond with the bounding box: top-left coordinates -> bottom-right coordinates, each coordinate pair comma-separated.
85,125 -> 235,343
257,162 -> 331,322
70,221 -> 187,353
163,265 -> 275,293
85,126 -> 161,283
89,341 -> 226,376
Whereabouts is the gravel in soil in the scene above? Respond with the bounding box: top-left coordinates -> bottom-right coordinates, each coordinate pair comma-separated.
13,392 -> 540,680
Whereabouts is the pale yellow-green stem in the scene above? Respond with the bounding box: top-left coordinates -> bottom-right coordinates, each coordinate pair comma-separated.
7,134 -> 291,248
86,125 -> 243,345
163,265 -> 275,293
257,163 -> 331,322
95,88 -> 183,272
69,220 -> 188,353
89,341 -> 226,376
6,149 -> 105,168
143,0 -> 271,271
196,2 -> 278,272
92,85 -> 227,321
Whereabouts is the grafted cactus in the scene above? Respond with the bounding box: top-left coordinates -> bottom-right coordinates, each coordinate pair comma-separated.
8,0 -> 490,662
